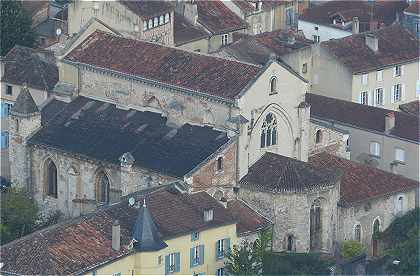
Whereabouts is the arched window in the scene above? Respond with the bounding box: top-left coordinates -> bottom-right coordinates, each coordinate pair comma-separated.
397,196 -> 404,213
354,224 -> 361,242
270,77 -> 277,94
260,113 -> 277,148
315,129 -> 323,144
287,235 -> 295,251
46,160 -> 58,198
96,171 -> 110,204
217,157 -> 223,171
164,13 -> 170,23
373,219 -> 380,236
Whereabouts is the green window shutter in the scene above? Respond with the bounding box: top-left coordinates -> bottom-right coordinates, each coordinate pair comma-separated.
199,245 -> 205,265
190,247 -> 194,268
165,255 -> 170,275
175,252 -> 180,272
225,238 -> 231,256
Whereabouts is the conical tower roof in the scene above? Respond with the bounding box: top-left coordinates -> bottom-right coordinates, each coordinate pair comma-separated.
132,200 -> 167,252
11,86 -> 39,116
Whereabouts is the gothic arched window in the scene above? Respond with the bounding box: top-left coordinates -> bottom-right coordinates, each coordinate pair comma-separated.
96,171 -> 110,204
260,113 -> 277,148
315,129 -> 323,144
373,219 -> 380,235
46,160 -> 57,198
270,77 -> 277,94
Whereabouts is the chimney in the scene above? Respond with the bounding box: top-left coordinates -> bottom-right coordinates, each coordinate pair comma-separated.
385,112 -> 395,132
112,220 -> 121,251
352,17 -> 359,34
365,34 -> 378,52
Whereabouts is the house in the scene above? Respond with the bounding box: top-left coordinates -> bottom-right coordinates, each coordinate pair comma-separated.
402,1 -> 420,38
310,152 -> 419,257
299,0 -> 408,43
222,0 -> 299,35
307,93 -> 420,182
312,24 -> 419,111
0,45 -> 58,180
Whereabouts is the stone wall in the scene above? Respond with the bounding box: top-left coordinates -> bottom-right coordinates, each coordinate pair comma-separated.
309,120 -> 350,159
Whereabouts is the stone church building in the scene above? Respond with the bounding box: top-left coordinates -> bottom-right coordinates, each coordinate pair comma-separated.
9,30 -> 418,256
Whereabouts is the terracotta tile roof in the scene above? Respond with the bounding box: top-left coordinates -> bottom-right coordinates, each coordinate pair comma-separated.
309,152 -> 419,206
399,100 -> 420,116
0,187 -> 236,275
196,0 -> 247,34
119,0 -> 174,19
239,152 -> 340,193
405,1 -> 420,15
28,96 -> 231,178
2,45 -> 58,91
232,0 -> 256,13
227,199 -> 272,236
174,14 -> 209,46
321,24 -> 419,73
307,93 -> 420,143
64,30 -> 260,100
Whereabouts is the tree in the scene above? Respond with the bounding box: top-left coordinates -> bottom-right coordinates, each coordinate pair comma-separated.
341,240 -> 365,260
0,188 -> 38,244
0,1 -> 36,56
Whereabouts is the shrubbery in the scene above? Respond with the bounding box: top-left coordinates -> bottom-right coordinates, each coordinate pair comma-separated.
341,240 -> 365,260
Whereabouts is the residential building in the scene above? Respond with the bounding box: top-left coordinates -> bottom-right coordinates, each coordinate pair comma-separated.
402,1 -> 420,38
299,0 -> 408,43
223,0 -> 299,35
0,45 -> 58,180
307,93 -> 420,182
312,24 -> 419,111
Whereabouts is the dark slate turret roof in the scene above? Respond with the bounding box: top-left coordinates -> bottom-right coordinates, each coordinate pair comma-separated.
240,152 -> 340,193
11,87 -> 39,116
132,201 -> 168,252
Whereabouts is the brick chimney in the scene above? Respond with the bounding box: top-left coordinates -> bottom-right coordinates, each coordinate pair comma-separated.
112,220 -> 121,251
385,112 -> 395,132
365,34 -> 378,52
352,17 -> 359,34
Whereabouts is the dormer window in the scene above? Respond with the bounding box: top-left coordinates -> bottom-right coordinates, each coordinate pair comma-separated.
148,19 -> 153,29
204,209 -> 214,222
159,15 -> 164,25
154,17 -> 159,27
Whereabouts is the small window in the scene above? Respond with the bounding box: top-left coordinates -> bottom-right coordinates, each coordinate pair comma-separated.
393,84 -> 402,102
395,148 -> 405,163
359,91 -> 368,105
191,245 -> 203,266
314,26 -> 319,31
376,70 -> 383,81
164,13 -> 170,23
315,129 -> 323,144
217,157 -> 223,171
397,196 -> 404,213
375,88 -> 383,106
216,239 -> 225,258
1,102 -> 12,118
270,77 -> 277,94
46,159 -> 58,198
6,85 -> 12,95
369,142 -> 381,157
191,231 -> 199,241
394,65 -> 401,77
302,63 -> 308,73
354,224 -> 361,242
204,209 -> 213,222
159,15 -> 164,25
362,73 -> 368,85
148,19 -> 153,29
169,253 -> 176,272
287,235 -> 295,251
221,34 -> 229,46
154,17 -> 159,27
143,21 -> 148,31
1,131 -> 9,149
312,35 -> 320,43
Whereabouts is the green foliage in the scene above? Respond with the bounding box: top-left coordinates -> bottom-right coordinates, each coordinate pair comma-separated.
0,188 -> 38,244
380,208 -> 419,275
0,0 -> 36,56
341,240 -> 365,260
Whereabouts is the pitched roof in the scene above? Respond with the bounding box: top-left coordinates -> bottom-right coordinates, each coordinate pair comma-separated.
64,31 -> 260,101
174,14 -> 209,46
239,152 -> 340,193
119,0 -> 174,19
196,0 -> 247,34
2,45 -> 58,91
11,87 -> 39,116
321,24 -> 419,73
232,0 -> 288,14
309,152 -> 419,206
399,100 -> 420,116
307,93 -> 420,143
0,187 -> 236,275
28,96 -> 231,178
223,30 -> 313,65
227,199 -> 272,236
405,1 -> 420,15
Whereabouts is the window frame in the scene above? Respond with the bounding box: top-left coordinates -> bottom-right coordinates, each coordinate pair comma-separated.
221,34 -> 229,46
260,113 -> 278,148
6,85 -> 12,95
369,141 -> 381,157
216,239 -> 224,258
165,13 -> 170,24
269,77 -> 277,95
192,245 -> 200,266
360,91 -> 368,105
1,131 -> 9,149
216,156 -> 223,172
169,253 -> 176,272
361,73 -> 368,85
394,65 -> 401,77
393,84 -> 402,102
302,63 -> 308,74
395,147 -> 405,163
375,87 -> 384,106
376,70 -> 383,81
191,231 -> 199,241
216,267 -> 225,276
315,129 -> 323,144
354,224 -> 362,242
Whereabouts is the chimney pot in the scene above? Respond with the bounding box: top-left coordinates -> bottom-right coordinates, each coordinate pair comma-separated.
385,112 -> 395,132
112,220 -> 121,251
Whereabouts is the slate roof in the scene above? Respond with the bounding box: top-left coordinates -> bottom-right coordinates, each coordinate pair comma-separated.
405,1 -> 420,15
64,31 -> 260,101
10,87 -> 39,116
239,152 -> 340,193
0,187 -> 237,275
309,152 -> 419,206
174,14 -> 209,46
2,45 -> 58,91
399,100 -> 420,116
119,0 -> 174,19
321,24 -> 419,73
307,93 -> 420,143
227,199 -> 272,236
196,0 -> 247,34
223,30 -> 313,65
28,96 -> 231,178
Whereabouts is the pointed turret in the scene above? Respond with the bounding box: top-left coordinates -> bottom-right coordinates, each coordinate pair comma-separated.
132,199 -> 167,252
11,86 -> 39,117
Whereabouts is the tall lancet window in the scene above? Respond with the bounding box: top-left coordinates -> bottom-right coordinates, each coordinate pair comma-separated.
261,113 -> 277,148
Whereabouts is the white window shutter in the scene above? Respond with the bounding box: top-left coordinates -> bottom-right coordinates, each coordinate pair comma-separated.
390,87 -> 395,104
401,84 -> 406,102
